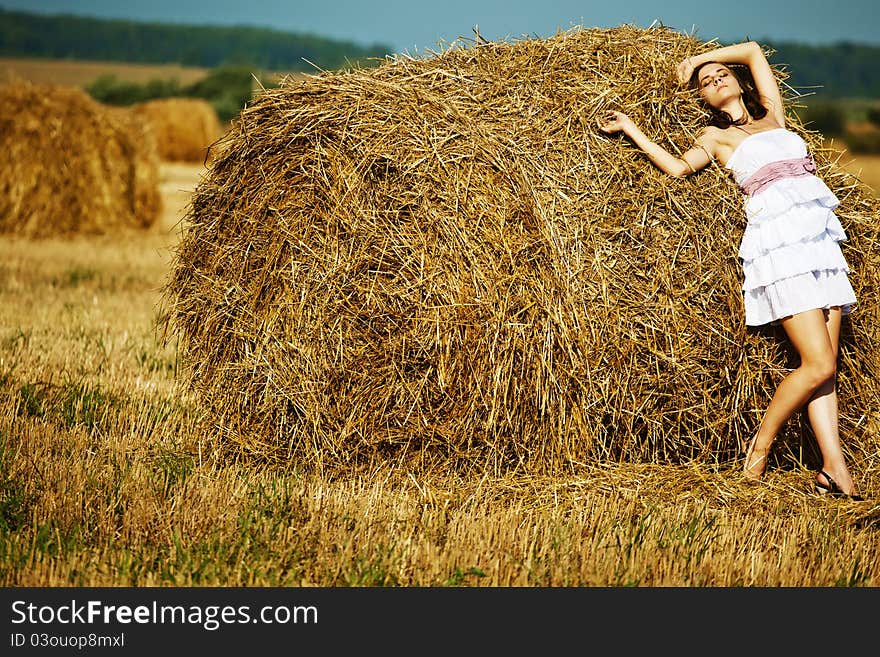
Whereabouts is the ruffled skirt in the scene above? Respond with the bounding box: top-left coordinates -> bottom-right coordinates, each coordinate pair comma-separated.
738,183 -> 856,326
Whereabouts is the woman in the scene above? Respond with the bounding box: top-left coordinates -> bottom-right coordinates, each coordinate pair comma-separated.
598,41 -> 862,499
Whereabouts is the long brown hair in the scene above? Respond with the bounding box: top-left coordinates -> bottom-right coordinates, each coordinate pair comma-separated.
690,62 -> 768,128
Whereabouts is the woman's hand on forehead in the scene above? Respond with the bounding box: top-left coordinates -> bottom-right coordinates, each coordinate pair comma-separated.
676,58 -> 695,86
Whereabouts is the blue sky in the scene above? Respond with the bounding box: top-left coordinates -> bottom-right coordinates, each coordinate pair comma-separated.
2,1 -> 878,54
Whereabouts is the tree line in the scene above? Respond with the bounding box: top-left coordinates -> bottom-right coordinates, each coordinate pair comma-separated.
4,7 -> 879,143
0,7 -> 393,72
765,41 -> 880,99
2,8 -> 879,98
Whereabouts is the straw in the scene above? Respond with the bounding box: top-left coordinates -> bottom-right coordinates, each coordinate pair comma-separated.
159,25 -> 880,474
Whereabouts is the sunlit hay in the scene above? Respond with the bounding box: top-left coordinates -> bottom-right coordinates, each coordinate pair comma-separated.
160,25 -> 880,474
0,82 -> 162,238
132,97 -> 225,163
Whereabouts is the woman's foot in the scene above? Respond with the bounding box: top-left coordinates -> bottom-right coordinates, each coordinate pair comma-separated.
743,435 -> 769,482
815,470 -> 863,500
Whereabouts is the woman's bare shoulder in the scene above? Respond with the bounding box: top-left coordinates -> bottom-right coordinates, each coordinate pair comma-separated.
694,126 -> 723,157
696,125 -> 724,142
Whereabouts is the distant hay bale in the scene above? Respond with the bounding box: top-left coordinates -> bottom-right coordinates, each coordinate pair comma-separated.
0,82 -> 161,237
160,25 -> 880,474
132,97 -> 225,163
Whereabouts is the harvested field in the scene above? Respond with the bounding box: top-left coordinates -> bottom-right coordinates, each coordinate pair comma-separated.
151,161 -> 210,237
160,25 -> 880,475
847,155 -> 880,195
824,138 -> 880,197
0,56 -> 211,88
0,92 -> 876,592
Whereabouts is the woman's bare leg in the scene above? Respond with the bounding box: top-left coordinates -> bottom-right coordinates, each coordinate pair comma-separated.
744,308 -> 837,480
804,308 -> 858,495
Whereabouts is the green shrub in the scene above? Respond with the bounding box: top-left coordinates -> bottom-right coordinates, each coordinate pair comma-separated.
85,66 -> 277,122
802,101 -> 845,136
87,74 -> 182,106
844,130 -> 880,154
183,66 -> 265,122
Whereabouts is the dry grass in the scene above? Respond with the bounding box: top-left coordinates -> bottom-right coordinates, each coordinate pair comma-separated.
4,434 -> 879,587
160,25 -> 880,477
850,155 -> 880,195
2,29 -> 879,588
0,162 -> 877,588
824,139 -> 880,197
0,57 -> 211,88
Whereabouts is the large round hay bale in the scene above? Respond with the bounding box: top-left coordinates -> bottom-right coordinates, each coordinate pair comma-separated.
160,25 -> 880,473
132,97 -> 225,163
0,82 -> 161,237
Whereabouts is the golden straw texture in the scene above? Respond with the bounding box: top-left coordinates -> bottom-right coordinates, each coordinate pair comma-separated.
132,97 -> 225,163
0,82 -> 162,237
160,25 -> 880,474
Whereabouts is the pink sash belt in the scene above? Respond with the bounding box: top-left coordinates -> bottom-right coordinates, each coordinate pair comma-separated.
739,155 -> 817,196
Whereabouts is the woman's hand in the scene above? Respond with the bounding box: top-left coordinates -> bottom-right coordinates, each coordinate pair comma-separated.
598,110 -> 634,135
597,109 -> 698,177
676,57 -> 695,86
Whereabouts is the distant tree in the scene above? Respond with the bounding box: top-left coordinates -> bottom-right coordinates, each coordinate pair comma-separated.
766,41 -> 880,99
184,66 -> 271,121
0,7 -> 393,71
801,101 -> 845,136
846,133 -> 880,153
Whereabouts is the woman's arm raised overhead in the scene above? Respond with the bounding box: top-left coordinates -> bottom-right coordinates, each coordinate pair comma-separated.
677,41 -> 785,127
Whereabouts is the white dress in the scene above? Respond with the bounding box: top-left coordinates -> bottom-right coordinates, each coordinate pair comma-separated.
725,128 -> 857,326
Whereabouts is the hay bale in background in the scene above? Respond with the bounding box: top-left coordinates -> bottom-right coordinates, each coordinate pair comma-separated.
132,97 -> 225,163
160,25 -> 880,473
0,82 -> 161,237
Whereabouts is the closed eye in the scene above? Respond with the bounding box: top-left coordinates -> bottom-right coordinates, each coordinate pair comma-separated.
701,71 -> 729,88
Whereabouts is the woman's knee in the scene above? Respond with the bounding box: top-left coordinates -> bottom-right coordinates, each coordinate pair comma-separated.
802,357 -> 836,387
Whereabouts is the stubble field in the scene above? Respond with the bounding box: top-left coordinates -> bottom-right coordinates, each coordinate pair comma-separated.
1,158 -> 878,587
824,137 -> 880,197
1,56 -> 879,587
0,57 -> 212,88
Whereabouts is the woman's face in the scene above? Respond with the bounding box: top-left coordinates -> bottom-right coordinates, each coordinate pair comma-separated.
697,64 -> 742,108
